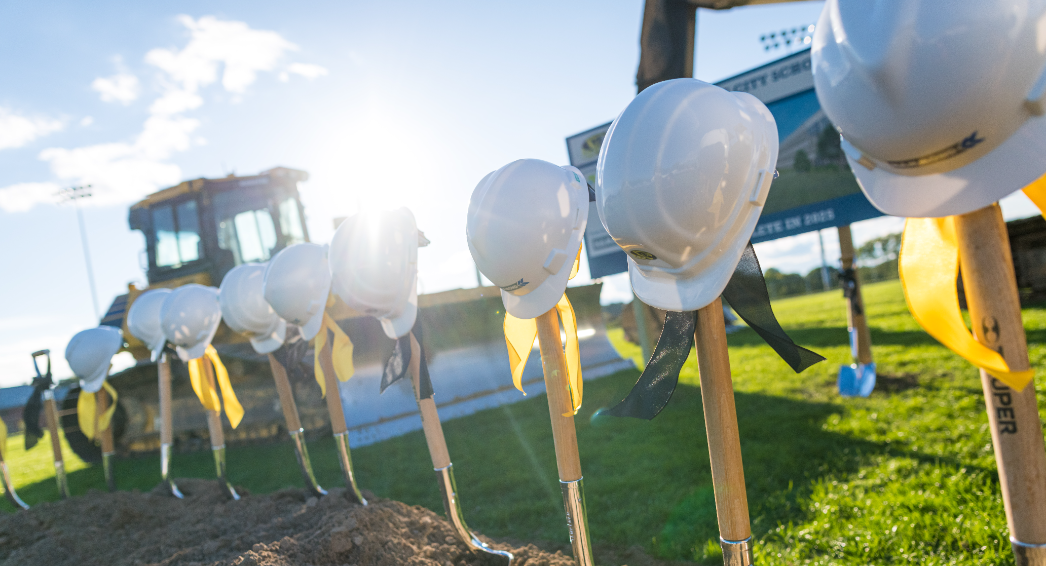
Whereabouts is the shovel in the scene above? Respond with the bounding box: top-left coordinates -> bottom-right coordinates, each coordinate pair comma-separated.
693,298 -> 754,565
0,433 -> 29,510
95,385 -> 117,492
837,225 -> 876,398
157,354 -> 183,498
268,352 -> 326,498
200,355 -> 240,500
405,332 -> 513,564
316,336 -> 367,505
535,308 -> 594,566
32,350 -> 70,499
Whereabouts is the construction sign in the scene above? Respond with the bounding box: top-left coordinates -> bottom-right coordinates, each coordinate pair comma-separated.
567,47 -> 884,279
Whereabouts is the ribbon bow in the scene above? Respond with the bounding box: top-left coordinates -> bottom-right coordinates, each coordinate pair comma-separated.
77,382 -> 119,441
608,242 -> 825,420
23,373 -> 51,450
187,345 -> 244,428
505,293 -> 583,417
898,184 -> 1045,392
313,296 -> 355,397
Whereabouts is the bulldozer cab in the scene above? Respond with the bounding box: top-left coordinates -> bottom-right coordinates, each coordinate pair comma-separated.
128,167 -> 310,289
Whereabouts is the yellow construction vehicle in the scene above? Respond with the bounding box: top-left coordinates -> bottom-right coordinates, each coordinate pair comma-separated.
60,167 -> 628,462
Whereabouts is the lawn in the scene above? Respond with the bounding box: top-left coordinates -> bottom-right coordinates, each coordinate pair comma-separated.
3,279 -> 1044,565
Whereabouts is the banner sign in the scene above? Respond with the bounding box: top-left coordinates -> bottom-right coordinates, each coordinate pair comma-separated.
567,48 -> 884,279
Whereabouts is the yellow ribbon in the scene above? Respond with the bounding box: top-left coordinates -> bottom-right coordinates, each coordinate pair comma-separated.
505,293 -> 583,416
898,181 -> 1046,391
313,303 -> 355,398
187,345 -> 244,428
77,381 -> 119,441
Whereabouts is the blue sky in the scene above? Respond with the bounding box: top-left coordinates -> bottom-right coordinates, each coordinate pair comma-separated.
0,1 -> 1039,385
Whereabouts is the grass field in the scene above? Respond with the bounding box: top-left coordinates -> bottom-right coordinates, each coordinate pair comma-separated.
3,279 -> 1045,565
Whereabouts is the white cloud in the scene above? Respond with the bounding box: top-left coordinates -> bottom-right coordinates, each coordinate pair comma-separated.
80,116 -> 94,127
288,62 -> 328,79
92,72 -> 141,105
146,15 -> 298,95
0,182 -> 61,212
1,15 -> 322,213
0,107 -> 63,150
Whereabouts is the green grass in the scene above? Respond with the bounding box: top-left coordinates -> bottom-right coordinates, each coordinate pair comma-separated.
4,280 -> 1044,565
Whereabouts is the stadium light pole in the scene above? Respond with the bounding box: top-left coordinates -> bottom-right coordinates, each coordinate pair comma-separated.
57,185 -> 101,322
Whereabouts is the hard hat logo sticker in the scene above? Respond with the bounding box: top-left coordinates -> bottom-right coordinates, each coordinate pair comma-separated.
502,278 -> 529,292
887,131 -> 985,170
630,250 -> 657,260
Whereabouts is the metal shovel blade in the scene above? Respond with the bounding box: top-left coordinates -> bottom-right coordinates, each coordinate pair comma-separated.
435,464 -> 513,565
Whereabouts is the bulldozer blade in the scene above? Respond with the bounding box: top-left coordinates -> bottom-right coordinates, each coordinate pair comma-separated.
290,429 -> 326,498
435,463 -> 513,564
334,432 -> 367,505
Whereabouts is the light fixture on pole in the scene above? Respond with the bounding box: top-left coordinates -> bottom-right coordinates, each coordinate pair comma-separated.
759,24 -> 815,52
56,185 -> 100,322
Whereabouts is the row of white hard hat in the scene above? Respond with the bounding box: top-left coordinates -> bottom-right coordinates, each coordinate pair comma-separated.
123,207 -> 424,366
468,83 -> 778,315
470,0 -> 1046,316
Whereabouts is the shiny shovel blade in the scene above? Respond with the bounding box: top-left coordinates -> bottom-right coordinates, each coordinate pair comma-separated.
838,363 -> 876,398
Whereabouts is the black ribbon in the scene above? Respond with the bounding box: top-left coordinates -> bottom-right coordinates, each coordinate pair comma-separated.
272,333 -> 311,384
381,317 -> 434,400
838,268 -> 862,316
24,354 -> 53,450
608,242 -> 825,420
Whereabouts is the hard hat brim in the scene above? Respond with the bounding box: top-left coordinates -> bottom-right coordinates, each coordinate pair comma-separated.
178,341 -> 209,362
852,115 -> 1046,218
149,341 -> 166,363
501,248 -> 575,320
80,373 -> 106,394
249,319 -> 286,354
298,308 -> 324,341
628,234 -> 749,313
379,274 -> 418,339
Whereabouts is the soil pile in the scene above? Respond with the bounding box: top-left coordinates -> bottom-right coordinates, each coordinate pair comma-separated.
0,479 -> 678,566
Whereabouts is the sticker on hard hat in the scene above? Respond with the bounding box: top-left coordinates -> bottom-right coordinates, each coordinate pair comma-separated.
887,131 -> 985,170
630,250 -> 657,260
502,278 -> 529,292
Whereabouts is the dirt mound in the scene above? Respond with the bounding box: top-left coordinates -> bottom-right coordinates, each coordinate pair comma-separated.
0,479 -> 580,566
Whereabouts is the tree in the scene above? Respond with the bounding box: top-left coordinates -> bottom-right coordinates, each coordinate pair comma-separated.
857,232 -> 902,266
793,149 -> 812,172
816,124 -> 844,165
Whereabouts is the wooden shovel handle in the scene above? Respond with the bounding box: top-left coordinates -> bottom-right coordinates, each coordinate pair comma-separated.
44,397 -> 63,464
158,357 -> 174,446
201,356 -> 225,449
955,203 -> 1046,545
96,387 -> 115,454
536,308 -> 583,482
838,224 -> 873,365
317,337 -> 348,435
268,354 -> 303,432
694,297 -> 751,542
409,333 -> 451,469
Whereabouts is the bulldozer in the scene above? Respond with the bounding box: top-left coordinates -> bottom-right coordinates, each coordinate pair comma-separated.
61,167 -> 630,462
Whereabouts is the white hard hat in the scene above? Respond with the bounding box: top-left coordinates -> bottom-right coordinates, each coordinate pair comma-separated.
812,0 -> 1046,218
126,288 -> 172,361
467,159 -> 589,319
219,263 -> 287,354
330,208 -> 420,339
597,78 -> 778,312
159,284 -> 222,362
263,243 -> 330,340
65,326 -> 123,393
